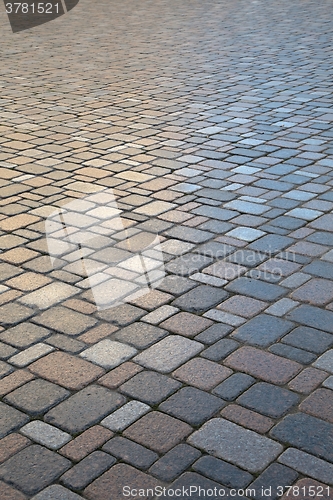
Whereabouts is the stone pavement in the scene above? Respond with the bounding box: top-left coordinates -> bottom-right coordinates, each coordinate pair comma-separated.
1,0 -> 333,498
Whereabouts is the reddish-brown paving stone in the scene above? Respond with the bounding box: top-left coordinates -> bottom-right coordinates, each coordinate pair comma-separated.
123,412 -> 192,453
221,404 -> 274,434
59,425 -> 113,462
280,478 -> 331,500
173,358 -> 232,390
291,279 -> 333,306
78,323 -> 119,343
224,347 -> 302,385
299,388 -> 333,423
288,368 -> 328,394
98,362 -> 144,389
0,370 -> 35,397
160,312 -> 213,337
0,480 -> 27,500
28,351 -> 104,390
129,290 -> 173,311
216,295 -> 268,318
0,434 -> 31,464
84,464 -> 161,500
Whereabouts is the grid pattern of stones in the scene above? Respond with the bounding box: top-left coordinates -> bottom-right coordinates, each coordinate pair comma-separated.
0,0 -> 333,497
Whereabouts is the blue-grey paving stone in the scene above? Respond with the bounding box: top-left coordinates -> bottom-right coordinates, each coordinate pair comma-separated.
225,200 -> 269,215
164,226 -> 213,244
195,242 -> 235,259
313,350 -> 333,373
195,188 -> 235,202
4,379 -> 70,415
213,373 -> 255,401
0,445 -> 70,495
0,401 -> 29,438
171,285 -> 228,313
249,234 -> 294,254
269,344 -> 316,364
166,253 -> 213,276
149,444 -> 201,481
193,456 -> 253,489
270,413 -> 333,463
254,179 -> 294,192
269,198 -> 299,209
159,387 -> 225,426
102,437 -> 157,470
278,448 -> 333,486
199,220 -> 234,234
114,323 -> 168,349
287,305 -> 333,334
303,260 -> 333,280
226,278 -> 286,301
31,485 -> 83,500
227,250 -> 267,268
270,216 -> 305,230
249,463 -> 298,500
281,326 -> 333,354
245,269 -> 282,284
157,275 -> 197,295
45,386 -> 126,433
189,418 -> 283,473
0,341 -> 16,360
193,206 -> 237,221
170,472 -> 246,500
119,371 -> 181,405
201,339 -> 239,361
259,225 -> 289,236
232,315 -> 294,347
307,231 -> 333,246
195,324 -> 233,344
237,382 -> 299,418
61,451 -> 115,490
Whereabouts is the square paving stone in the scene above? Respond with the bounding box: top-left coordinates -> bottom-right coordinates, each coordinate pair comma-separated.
188,418 -> 283,473
299,388 -> 333,423
4,379 -> 69,415
201,339 -> 239,361
0,444 -> 71,496
123,411 -> 192,453
60,451 -> 116,491
173,358 -> 232,390
213,373 -> 255,401
171,285 -> 228,313
0,303 -> 34,327
29,351 -> 104,390
193,456 -> 253,489
224,346 -> 302,385
226,278 -> 286,301
287,304 -> 333,333
79,340 -> 137,369
232,315 -> 294,347
114,323 -> 168,348
0,323 -> 50,348
149,444 -> 201,482
102,436 -> 157,470
166,253 -> 213,276
270,413 -> 333,463
159,387 -> 225,426
313,349 -> 333,373
33,306 -> 97,335
133,335 -> 204,373
303,260 -> 333,280
282,326 -> 333,354
160,312 -> 213,337
270,413 -> 333,462
97,304 -> 145,326
217,295 -> 268,318
249,463 -> 298,500
0,402 -> 29,438
119,371 -> 181,405
195,324 -> 233,344
291,278 -> 333,305
157,275 -> 197,296
84,464 -> 161,500
237,382 -> 299,418
45,386 -> 126,433
249,234 -> 294,253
